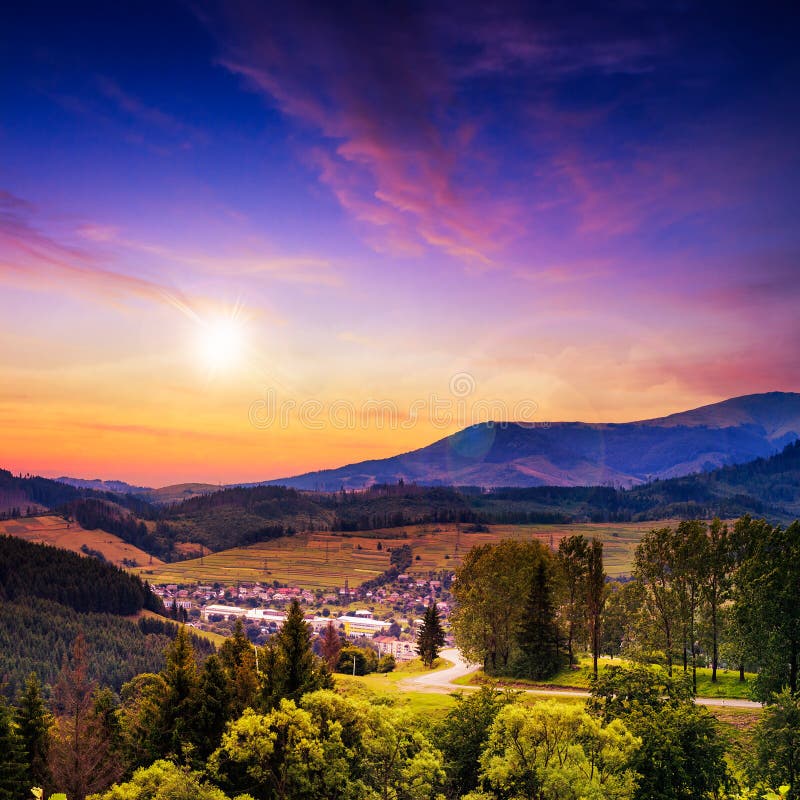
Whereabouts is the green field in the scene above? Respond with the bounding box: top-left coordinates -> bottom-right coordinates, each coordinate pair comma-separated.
133,520 -> 669,589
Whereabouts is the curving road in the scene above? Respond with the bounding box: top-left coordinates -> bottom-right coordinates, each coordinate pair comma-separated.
404,648 -> 762,709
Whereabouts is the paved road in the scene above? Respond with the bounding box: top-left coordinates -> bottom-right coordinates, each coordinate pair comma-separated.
405,648 -> 762,709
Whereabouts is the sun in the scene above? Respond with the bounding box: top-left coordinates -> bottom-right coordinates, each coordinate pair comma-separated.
196,313 -> 248,372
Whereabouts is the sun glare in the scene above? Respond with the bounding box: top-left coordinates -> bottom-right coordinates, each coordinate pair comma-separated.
196,314 -> 248,373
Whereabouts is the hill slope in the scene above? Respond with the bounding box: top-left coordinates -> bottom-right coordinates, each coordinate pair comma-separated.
264,392 -> 800,489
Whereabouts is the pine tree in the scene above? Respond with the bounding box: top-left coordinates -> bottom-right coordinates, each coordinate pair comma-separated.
416,601 -> 446,668
15,672 -> 52,789
0,695 -> 27,800
275,599 -> 315,702
320,621 -> 342,670
160,626 -> 199,762
516,561 -> 563,680
218,618 -> 257,715
194,654 -> 232,761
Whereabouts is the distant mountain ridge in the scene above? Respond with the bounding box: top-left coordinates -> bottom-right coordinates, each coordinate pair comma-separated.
262,392 -> 800,490
56,476 -> 152,494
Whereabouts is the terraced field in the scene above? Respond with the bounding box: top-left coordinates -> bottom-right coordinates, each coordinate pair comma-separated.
133,520 -> 667,589
0,514 -> 163,567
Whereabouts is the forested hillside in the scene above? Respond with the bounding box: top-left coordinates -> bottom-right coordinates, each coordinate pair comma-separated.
0,535 -> 163,615
0,536 -> 204,697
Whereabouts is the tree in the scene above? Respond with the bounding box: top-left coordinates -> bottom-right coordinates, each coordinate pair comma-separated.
633,528 -> 681,675
15,672 -> 52,789
159,626 -> 200,762
416,602 -> 446,668
589,664 -> 729,800
208,703 -> 334,800
0,694 -> 27,800
586,538 -> 606,678
479,701 -> 640,800
48,634 -> 123,800
516,561 -> 563,680
673,520 -> 708,693
751,688 -> 800,800
88,758 -> 249,800
319,622 -> 342,671
703,518 -> 731,683
195,655 -> 233,762
268,600 -> 331,706
452,540 -> 551,674
734,518 -> 800,699
218,620 -> 258,717
436,687 -> 512,799
557,535 -> 590,665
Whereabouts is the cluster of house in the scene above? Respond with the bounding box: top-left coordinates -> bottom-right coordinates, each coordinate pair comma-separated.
150,575 -> 453,662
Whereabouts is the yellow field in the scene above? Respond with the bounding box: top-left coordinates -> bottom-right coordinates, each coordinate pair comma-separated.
0,514 -> 164,568
133,520 -> 667,589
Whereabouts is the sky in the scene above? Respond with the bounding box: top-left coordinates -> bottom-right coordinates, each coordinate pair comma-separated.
1,0 -> 799,486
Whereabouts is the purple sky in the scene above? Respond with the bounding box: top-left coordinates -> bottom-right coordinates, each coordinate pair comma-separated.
1,1 -> 799,485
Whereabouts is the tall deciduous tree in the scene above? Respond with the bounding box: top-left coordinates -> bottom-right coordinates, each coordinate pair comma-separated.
586,538 -> 606,678
735,518 -> 800,699
703,518 -> 731,683
451,539 -> 551,674
633,528 -> 680,675
558,534 -> 590,665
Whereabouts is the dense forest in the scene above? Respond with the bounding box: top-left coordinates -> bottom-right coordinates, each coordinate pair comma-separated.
0,536 -> 216,698
0,536 -> 163,615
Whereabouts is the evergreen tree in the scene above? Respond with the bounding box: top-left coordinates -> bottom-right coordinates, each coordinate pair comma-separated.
0,695 -> 27,800
15,672 -> 52,789
320,621 -> 342,671
218,619 -> 257,716
194,655 -> 232,762
273,599 -> 327,703
416,601 -> 445,668
516,561 -> 563,679
159,626 -> 199,762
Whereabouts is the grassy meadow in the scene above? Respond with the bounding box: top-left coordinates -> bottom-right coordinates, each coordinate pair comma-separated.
453,654 -> 757,700
133,519 -> 666,589
0,514 -> 163,568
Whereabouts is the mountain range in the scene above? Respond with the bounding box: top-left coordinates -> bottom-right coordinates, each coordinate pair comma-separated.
259,392 -> 800,490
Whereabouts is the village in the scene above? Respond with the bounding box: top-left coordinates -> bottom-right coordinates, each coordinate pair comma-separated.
151,571 -> 454,662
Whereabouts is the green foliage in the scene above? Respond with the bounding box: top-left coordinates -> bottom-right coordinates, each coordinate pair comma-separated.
0,534 -> 162,615
416,602 -> 446,669
515,561 -> 564,680
336,646 -> 377,677
451,539 -> 555,674
478,700 -> 640,800
734,518 -> 800,699
87,759 -> 251,800
589,664 -> 729,800
0,694 -> 27,800
15,673 -> 52,789
436,687 -> 512,798
0,597 -> 186,700
750,689 -> 800,799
